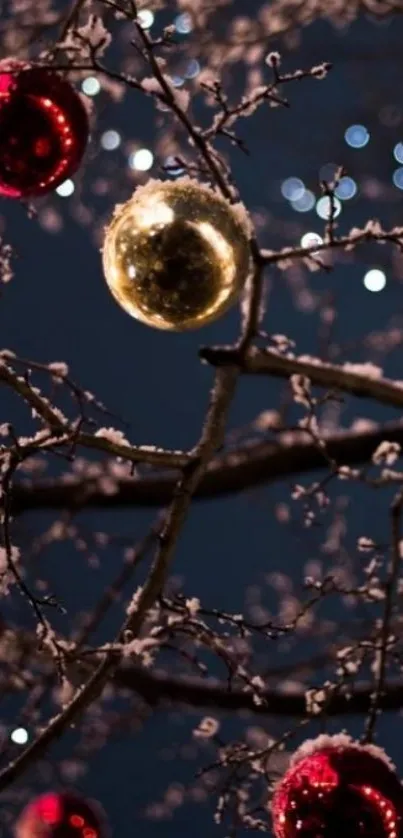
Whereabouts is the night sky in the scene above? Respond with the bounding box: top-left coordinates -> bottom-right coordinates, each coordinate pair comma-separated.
1,3 -> 403,837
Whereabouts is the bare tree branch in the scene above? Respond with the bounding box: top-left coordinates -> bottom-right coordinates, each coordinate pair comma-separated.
233,348 -> 403,410
0,368 -> 238,792
113,666 -> 403,718
12,419 -> 403,512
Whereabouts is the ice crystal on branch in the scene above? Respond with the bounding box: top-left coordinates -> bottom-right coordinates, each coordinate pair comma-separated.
193,717 -> 220,739
372,441 -> 401,466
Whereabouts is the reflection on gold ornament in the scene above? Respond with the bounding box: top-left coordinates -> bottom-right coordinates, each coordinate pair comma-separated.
102,178 -> 251,331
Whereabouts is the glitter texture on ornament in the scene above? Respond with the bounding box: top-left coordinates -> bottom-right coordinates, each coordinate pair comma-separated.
102,178 -> 251,331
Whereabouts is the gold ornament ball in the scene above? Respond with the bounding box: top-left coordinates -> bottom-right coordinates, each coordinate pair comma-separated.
102,178 -> 251,331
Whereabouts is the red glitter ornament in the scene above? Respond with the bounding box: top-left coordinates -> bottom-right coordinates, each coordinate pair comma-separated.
15,791 -> 108,838
271,736 -> 403,838
0,60 -> 89,198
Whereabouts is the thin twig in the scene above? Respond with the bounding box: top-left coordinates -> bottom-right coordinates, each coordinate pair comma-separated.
363,487 -> 403,741
0,368 -> 237,792
0,362 -> 190,469
260,223 -> 403,264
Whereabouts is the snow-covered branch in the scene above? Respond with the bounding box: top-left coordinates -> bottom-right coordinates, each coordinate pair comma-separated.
11,418 -> 403,512
241,348 -> 403,409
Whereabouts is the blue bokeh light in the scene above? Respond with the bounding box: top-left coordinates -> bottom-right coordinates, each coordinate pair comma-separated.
175,13 -> 193,34
281,177 -> 305,201
335,176 -> 357,200
344,124 -> 370,148
291,190 -> 315,213
393,167 -> 403,189
164,156 -> 186,177
393,142 -> 403,163
101,130 -> 121,151
185,59 -> 201,79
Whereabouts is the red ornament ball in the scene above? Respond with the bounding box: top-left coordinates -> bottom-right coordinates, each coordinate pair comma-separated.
0,60 -> 89,198
15,791 -> 108,838
271,737 -> 403,838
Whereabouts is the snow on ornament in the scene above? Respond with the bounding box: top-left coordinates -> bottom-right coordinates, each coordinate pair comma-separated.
15,791 -> 108,838
0,60 -> 89,198
271,734 -> 403,838
102,177 -> 251,331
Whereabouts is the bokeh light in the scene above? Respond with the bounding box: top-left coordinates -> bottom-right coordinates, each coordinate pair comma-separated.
171,75 -> 185,88
300,232 -> 323,248
175,13 -> 193,34
129,148 -> 154,172
185,59 -> 201,79
56,179 -> 75,197
101,130 -> 121,151
137,9 -> 154,28
81,77 -> 100,96
164,156 -> 185,177
316,195 -> 342,219
335,176 -> 357,200
10,727 -> 28,744
393,142 -> 403,163
291,190 -> 315,212
363,268 -> 386,292
344,124 -> 369,148
392,167 -> 403,189
281,177 -> 305,201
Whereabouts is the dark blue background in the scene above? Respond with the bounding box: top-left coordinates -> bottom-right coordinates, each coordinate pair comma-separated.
2,4 -> 403,836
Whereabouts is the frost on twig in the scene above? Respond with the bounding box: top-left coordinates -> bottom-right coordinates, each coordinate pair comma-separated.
1,0 -> 403,833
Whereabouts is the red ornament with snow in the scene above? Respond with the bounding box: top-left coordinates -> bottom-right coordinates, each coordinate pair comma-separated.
271,736 -> 403,838
0,60 -> 89,198
15,791 -> 108,838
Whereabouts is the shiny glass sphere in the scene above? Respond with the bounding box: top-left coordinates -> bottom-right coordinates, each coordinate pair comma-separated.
272,743 -> 403,838
0,60 -> 89,198
102,178 -> 251,331
15,791 -> 108,838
